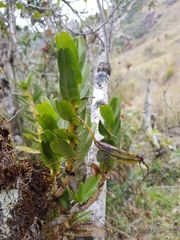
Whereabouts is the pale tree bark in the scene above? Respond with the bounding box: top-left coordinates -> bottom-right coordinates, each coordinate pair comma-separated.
143,79 -> 160,149
83,1 -> 112,239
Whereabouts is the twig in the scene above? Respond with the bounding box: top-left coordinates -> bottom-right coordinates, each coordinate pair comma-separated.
8,107 -> 24,122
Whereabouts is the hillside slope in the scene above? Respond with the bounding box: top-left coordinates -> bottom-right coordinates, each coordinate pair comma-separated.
110,0 -> 180,132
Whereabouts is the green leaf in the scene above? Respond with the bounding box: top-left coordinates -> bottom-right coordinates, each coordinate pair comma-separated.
15,146 -> 40,154
60,68 -> 80,107
44,129 -> 57,142
100,104 -> 115,126
25,73 -> 32,89
33,85 -> 43,102
80,63 -> 90,98
76,90 -> 89,114
75,121 -> 96,165
0,2 -> 7,8
76,210 -> 92,224
82,175 -> 101,196
58,48 -> 82,85
98,120 -> 115,139
55,100 -> 79,125
54,129 -> 79,142
39,141 -> 60,175
77,37 -> 86,70
33,11 -> 43,19
82,188 -> 96,204
110,98 -> 121,134
40,133 -> 48,142
23,133 -> 39,143
67,187 -> 78,202
23,128 -> 38,138
57,190 -> 71,211
56,32 -> 78,61
37,101 -> 57,120
50,139 -> 76,158
38,114 -> 59,130
76,182 -> 83,202
81,175 -> 102,203
16,3 -> 22,9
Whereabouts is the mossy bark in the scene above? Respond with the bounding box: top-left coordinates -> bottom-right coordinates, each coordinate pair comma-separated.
0,116 -> 52,240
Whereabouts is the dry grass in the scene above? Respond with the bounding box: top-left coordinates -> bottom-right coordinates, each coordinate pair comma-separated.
110,0 -> 180,129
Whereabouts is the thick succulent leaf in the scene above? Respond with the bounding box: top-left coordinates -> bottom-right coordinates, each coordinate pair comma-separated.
76,182 -> 83,202
50,139 -> 76,158
55,99 -> 79,125
37,101 -> 57,120
81,175 -> 102,203
58,48 -> 82,85
38,114 -> 59,130
39,141 -> 60,175
54,129 -> 79,142
67,187 -> 78,202
44,129 -> 57,142
98,120 -> 116,140
100,104 -> 115,126
56,32 -> 78,61
110,98 -> 121,134
60,68 -> 80,107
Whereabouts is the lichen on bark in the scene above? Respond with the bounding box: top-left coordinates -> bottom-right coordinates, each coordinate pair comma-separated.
0,115 -> 52,240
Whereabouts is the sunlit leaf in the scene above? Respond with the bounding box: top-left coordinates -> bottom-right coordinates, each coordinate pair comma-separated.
55,99 -> 79,125
33,11 -> 43,19
15,146 -> 40,154
0,2 -> 7,8
16,3 -> 22,9
56,32 -> 78,61
37,101 -> 57,120
38,114 -> 58,130
100,104 -> 115,126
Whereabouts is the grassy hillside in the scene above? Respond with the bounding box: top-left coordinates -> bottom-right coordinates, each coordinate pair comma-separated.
110,0 -> 180,131
106,1 -> 180,239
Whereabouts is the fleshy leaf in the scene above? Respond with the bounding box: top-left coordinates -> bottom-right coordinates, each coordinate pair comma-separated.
55,100 -> 79,125
56,32 -> 78,61
60,68 -> 80,107
58,48 -> 82,85
39,141 -> 60,176
38,114 -> 59,130
37,102 -> 57,120
100,104 -> 115,126
50,139 -> 76,158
